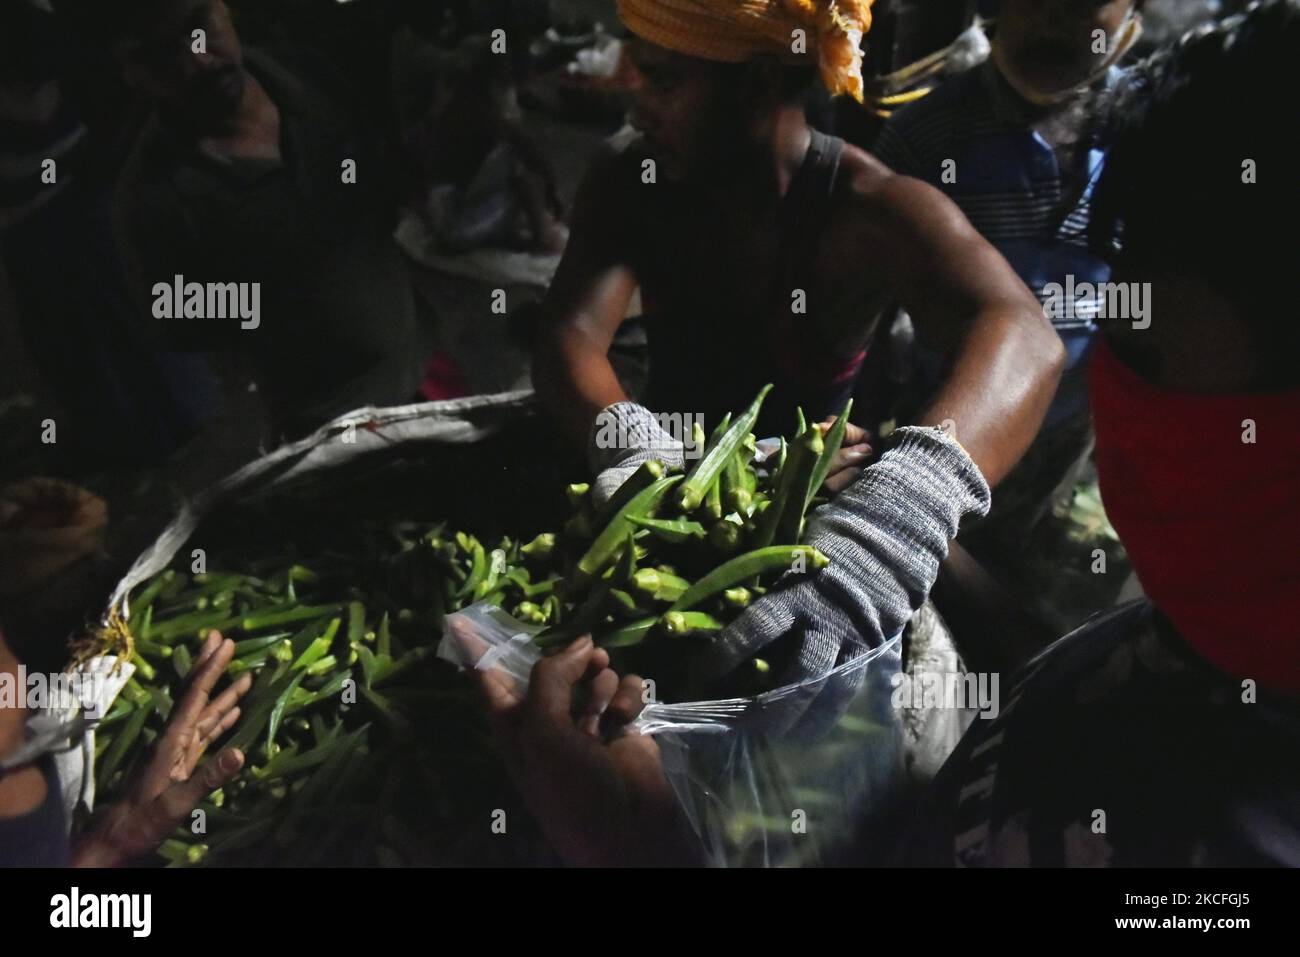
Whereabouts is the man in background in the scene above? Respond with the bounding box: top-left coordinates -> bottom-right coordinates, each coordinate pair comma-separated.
874,0 -> 1147,650
1,0 -> 218,466
86,0 -> 424,438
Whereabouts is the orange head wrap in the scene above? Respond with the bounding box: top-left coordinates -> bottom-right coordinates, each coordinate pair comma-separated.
617,0 -> 874,102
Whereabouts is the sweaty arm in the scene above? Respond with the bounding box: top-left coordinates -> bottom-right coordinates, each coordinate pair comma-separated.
701,172 -> 1062,686
861,173 -> 1065,486
533,156 -> 640,449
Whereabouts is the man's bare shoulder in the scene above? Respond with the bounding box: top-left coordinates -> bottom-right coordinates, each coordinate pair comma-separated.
833,142 -> 974,239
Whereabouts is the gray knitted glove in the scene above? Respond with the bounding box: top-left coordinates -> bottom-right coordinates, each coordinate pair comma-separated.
700,426 -> 991,692
587,402 -> 686,507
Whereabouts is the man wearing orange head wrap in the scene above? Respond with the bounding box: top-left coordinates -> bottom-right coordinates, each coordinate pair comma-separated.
531,3 -> 1065,770
537,0 -> 1064,499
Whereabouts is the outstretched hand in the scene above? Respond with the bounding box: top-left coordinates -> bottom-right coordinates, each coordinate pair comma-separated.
74,631 -> 251,867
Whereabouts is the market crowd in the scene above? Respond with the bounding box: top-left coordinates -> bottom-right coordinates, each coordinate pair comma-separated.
1,0 -> 1296,868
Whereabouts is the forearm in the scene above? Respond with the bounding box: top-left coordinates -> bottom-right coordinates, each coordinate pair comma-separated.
914,304 -> 1064,487
810,428 -> 992,643
703,427 -> 992,685
871,175 -> 1066,485
533,320 -> 630,450
533,154 -> 639,447
0,636 -> 48,824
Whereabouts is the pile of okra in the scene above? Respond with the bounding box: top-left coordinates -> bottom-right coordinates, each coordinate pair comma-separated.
91,384 -> 848,866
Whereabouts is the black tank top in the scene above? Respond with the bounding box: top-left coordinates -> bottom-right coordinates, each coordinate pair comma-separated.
632,129 -> 863,438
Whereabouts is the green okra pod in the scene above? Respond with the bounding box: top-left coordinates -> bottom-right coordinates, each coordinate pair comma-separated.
513,601 -> 548,625
158,840 -> 207,867
241,603 -> 343,633
505,566 -> 532,590
701,412 -> 732,468
251,729 -> 361,782
574,475 -> 681,587
703,473 -> 724,522
607,588 -> 644,620
722,444 -> 754,516
542,535 -> 638,645
807,399 -> 854,505
231,632 -> 292,658
472,549 -> 507,601
752,424 -> 824,549
594,459 -> 666,526
97,703 -> 150,787
773,436 -> 788,477
355,644 -> 381,688
147,686 -> 173,721
267,671 -> 308,749
688,419 -> 707,465
678,385 -> 772,512
708,520 -> 743,556
284,669 -> 351,714
96,696 -> 134,728
136,605 -> 154,644
291,619 -> 339,672
346,602 -> 366,646
660,611 -> 726,638
669,545 -> 829,611
455,540 -> 487,599
631,567 -> 691,603
146,609 -> 239,644
520,576 -> 561,599
172,644 -> 194,681
773,425 -> 825,546
122,678 -> 151,707
130,570 -> 176,618
722,587 -> 754,610
130,652 -> 157,682
520,533 -> 556,562
305,655 -> 339,677
626,515 -> 707,545
223,664 -> 293,755
596,617 -> 657,648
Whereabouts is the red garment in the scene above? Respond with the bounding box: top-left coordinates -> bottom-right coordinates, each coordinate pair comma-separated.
1090,339 -> 1300,692
769,303 -> 868,391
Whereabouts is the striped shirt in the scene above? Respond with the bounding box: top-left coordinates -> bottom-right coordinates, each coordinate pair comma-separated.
875,60 -> 1119,428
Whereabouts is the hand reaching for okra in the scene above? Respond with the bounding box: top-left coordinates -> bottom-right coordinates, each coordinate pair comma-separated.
73,632 -> 251,867
815,415 -> 873,495
471,636 -> 691,867
699,427 -> 990,721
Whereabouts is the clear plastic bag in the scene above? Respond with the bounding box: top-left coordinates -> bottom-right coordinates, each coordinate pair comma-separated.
438,601 -> 544,687
441,602 -> 906,867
